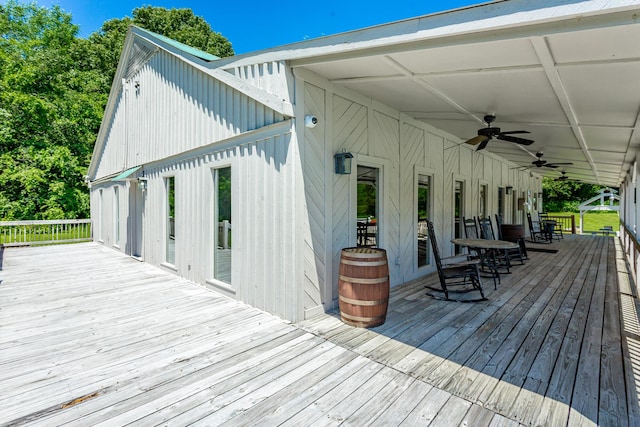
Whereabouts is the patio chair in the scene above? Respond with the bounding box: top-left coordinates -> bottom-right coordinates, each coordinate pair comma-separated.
527,212 -> 548,243
463,217 -> 480,239
478,216 -> 520,272
425,220 -> 486,302
486,216 -> 525,265
539,212 -> 563,240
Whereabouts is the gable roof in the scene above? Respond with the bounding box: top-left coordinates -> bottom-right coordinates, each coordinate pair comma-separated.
88,26 -> 294,179
135,27 -> 220,62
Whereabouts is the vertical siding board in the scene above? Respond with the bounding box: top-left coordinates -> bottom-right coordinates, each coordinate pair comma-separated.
273,134 -> 284,317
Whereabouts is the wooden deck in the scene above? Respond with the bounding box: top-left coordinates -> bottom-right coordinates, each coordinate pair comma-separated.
0,237 -> 639,426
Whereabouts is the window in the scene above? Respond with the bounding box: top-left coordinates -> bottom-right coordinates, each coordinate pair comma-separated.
454,180 -> 464,255
113,186 -> 120,246
166,177 -> 175,265
417,174 -> 431,268
98,189 -> 103,241
357,165 -> 379,248
480,184 -> 488,219
214,167 -> 232,283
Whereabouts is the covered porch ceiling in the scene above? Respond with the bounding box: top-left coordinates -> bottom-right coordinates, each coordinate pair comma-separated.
283,0 -> 640,187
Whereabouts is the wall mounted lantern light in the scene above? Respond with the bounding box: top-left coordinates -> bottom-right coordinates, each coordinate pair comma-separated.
334,151 -> 353,175
137,177 -> 148,191
505,186 -> 513,195
538,192 -> 543,199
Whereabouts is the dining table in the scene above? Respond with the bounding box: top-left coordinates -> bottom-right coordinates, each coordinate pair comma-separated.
451,238 -> 520,288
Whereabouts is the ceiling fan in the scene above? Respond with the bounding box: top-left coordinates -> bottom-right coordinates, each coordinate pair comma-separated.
530,152 -> 573,169
556,170 -> 577,181
464,114 -> 534,151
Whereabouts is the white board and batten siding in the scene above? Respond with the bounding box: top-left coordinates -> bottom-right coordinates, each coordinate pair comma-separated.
90,29 -> 544,323
296,68 -> 542,315
91,128 -> 300,321
93,49 -> 286,179
227,61 -> 294,106
90,45 -> 303,321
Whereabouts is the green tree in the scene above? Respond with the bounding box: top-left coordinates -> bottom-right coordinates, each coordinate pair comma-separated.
86,6 -> 234,91
0,1 -> 100,219
0,2 -> 234,220
542,177 -> 604,212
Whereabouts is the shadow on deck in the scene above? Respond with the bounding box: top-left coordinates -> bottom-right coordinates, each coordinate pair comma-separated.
299,234 -> 640,426
1,238 -> 639,425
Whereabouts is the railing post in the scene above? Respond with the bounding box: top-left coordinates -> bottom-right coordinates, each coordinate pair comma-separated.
571,216 -> 576,234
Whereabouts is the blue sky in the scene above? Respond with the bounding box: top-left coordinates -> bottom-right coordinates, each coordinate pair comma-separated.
27,0 -> 483,54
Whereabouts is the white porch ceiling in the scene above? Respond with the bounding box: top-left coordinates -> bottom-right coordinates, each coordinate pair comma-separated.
287,1 -> 640,187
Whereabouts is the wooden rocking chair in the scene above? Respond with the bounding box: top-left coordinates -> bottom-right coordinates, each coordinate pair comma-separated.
425,220 -> 486,302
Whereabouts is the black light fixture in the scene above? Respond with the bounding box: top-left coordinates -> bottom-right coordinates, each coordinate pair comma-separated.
137,169 -> 147,191
334,151 -> 353,175
505,186 -> 513,195
538,192 -> 543,199
137,177 -> 148,191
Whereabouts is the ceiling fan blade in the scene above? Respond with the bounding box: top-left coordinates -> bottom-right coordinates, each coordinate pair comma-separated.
543,164 -> 559,168
548,162 -> 574,166
496,134 -> 534,145
500,130 -> 530,135
477,138 -> 491,151
465,135 -> 488,146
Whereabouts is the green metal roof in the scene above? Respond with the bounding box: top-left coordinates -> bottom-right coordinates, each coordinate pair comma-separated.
112,166 -> 141,181
136,27 -> 219,62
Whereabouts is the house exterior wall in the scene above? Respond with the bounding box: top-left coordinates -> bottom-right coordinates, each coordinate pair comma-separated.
90,122 -> 300,321
91,40 -> 543,323
93,50 -> 285,179
226,61 -> 293,105
90,46 -> 301,321
296,68 -> 542,316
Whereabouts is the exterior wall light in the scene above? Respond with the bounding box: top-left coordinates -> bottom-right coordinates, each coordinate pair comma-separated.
334,151 -> 353,175
138,177 -> 148,191
505,186 -> 513,195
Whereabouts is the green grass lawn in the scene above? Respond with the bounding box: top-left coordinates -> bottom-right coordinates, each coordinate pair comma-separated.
0,225 -> 91,245
547,211 -> 619,234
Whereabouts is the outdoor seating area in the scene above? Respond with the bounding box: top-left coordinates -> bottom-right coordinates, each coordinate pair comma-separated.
1,236 -> 639,425
442,215 -> 530,294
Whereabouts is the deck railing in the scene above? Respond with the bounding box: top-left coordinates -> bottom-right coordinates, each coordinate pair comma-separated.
621,221 -> 638,285
0,219 -> 92,247
543,214 -> 576,234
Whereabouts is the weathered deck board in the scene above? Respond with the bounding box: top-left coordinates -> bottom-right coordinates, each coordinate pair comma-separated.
300,234 -> 639,426
0,236 -> 638,426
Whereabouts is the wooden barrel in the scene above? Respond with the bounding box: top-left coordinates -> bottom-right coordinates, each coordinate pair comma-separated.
501,224 -> 525,242
501,223 -> 527,257
338,247 -> 389,328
